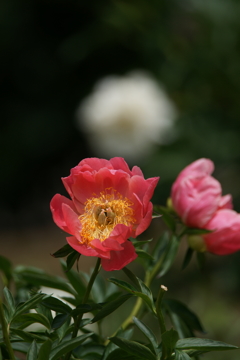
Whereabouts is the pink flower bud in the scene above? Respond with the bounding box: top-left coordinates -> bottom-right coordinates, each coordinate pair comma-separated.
171,158 -> 232,228
203,209 -> 240,255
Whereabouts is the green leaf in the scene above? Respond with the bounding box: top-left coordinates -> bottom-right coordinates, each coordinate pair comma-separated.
161,329 -> 179,359
12,293 -> 48,320
158,235 -> 179,277
51,244 -> 74,258
66,251 -> 80,272
181,248 -> 194,270
36,304 -> 53,324
14,266 -> 75,295
61,260 -> 86,297
26,340 -> 38,360
56,315 -> 71,341
0,255 -> 12,282
109,337 -> 156,360
184,228 -> 212,235
122,267 -> 141,290
175,350 -> 191,360
51,313 -> 70,329
133,317 -> 158,354
11,313 -> 51,330
11,341 -> 30,354
3,287 -> 15,319
103,328 -> 134,360
104,348 -> 135,360
163,299 -> 204,334
11,329 -> 48,342
73,344 -> 105,359
176,338 -> 238,352
135,249 -> 155,262
108,278 -> 156,314
131,239 -> 153,248
108,278 -> 138,294
37,339 -> 52,360
49,333 -> 93,360
41,296 -> 72,314
92,294 -> 133,323
155,206 -> 176,232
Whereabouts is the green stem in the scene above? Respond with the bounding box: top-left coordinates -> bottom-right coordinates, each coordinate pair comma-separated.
65,257 -> 101,360
156,285 -> 167,334
0,298 -> 16,360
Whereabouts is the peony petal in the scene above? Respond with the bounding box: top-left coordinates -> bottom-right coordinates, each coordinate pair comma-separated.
50,194 -> 78,233
218,194 -> 233,210
78,158 -> 113,171
67,236 -> 111,259
62,203 -> 81,240
135,202 -> 153,236
101,240 -> 138,271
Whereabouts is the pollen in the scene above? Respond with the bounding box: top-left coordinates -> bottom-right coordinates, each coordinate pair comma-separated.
79,189 -> 135,244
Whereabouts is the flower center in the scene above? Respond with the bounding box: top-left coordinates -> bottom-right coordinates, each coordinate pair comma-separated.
79,189 -> 135,244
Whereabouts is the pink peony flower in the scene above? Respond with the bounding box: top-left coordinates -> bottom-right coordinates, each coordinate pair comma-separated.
203,209 -> 240,255
50,157 -> 159,271
171,158 -> 232,228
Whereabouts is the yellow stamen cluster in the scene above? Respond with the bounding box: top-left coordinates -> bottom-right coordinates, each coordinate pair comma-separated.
79,189 -> 135,244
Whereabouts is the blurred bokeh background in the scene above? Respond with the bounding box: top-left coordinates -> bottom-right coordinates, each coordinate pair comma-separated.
1,0 -> 240,358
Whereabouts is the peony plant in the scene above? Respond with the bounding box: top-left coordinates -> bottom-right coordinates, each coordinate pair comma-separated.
0,157 -> 239,360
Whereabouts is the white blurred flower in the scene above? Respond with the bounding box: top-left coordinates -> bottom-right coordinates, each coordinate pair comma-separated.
76,71 -> 177,162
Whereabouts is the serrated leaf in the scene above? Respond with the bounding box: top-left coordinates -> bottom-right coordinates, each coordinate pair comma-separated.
158,235 -> 179,277
14,266 -> 75,295
66,251 -> 80,272
51,244 -> 74,258
3,287 -> 15,319
26,340 -> 38,360
41,296 -> 72,314
12,293 -> 48,320
176,337 -> 238,352
109,336 -> 156,360
51,313 -> 70,329
92,294 -> 133,323
161,329 -> 179,359
37,339 -> 52,360
49,333 -> 93,360
133,317 -> 158,354
12,313 -> 51,330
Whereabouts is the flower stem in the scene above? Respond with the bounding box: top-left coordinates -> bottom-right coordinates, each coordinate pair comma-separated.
0,297 -> 16,360
65,257 -> 101,360
156,285 -> 168,334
